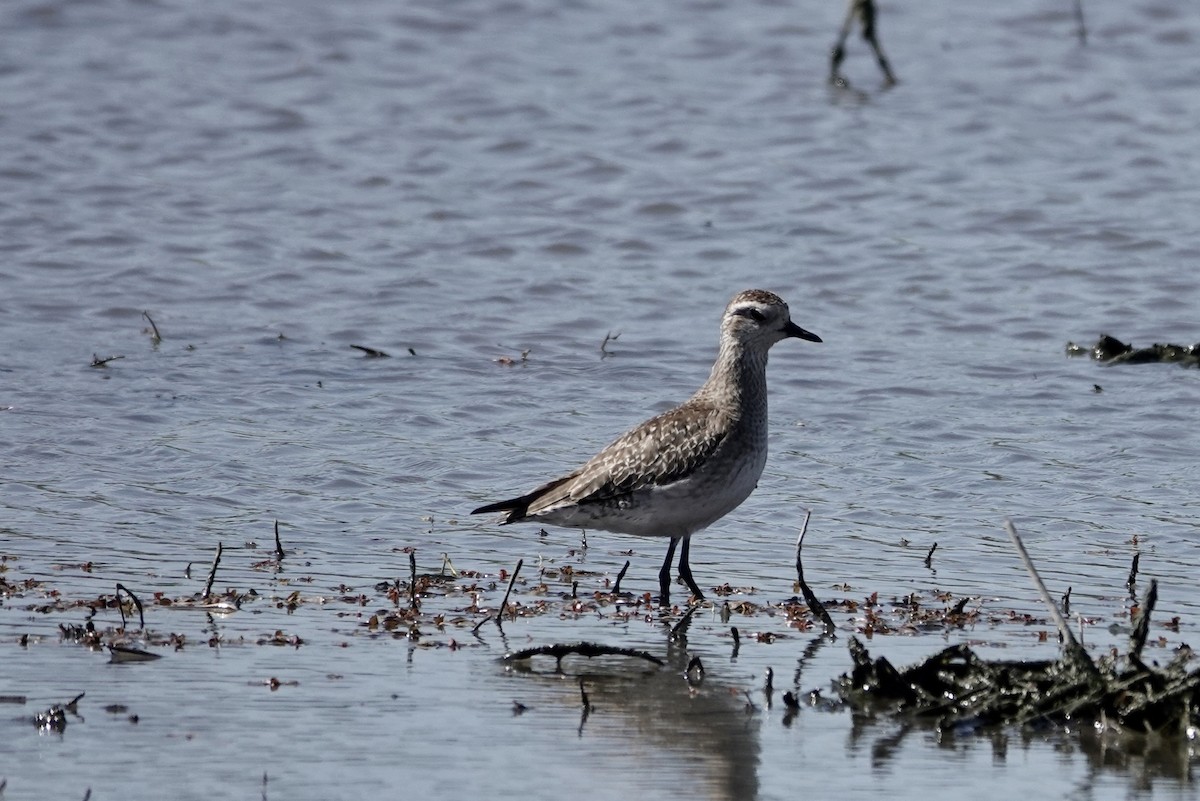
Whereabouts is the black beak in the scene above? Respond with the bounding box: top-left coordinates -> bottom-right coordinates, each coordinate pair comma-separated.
784,321 -> 822,343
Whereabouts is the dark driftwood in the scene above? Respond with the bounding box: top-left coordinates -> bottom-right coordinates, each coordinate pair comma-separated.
839,525 -> 1196,737
502,641 -> 664,667
1067,335 -> 1200,367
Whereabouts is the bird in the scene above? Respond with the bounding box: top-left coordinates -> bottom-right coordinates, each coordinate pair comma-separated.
471,289 -> 821,606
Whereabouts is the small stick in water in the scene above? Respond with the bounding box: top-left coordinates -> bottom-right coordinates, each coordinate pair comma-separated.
496,558 -> 523,627
611,560 -> 631,596
1126,552 -> 1140,591
1004,520 -> 1101,679
350,344 -> 390,358
795,510 -> 836,636
142,311 -> 162,343
600,331 -> 620,357
273,520 -> 285,561
202,542 -> 224,600
409,552 -> 419,610
91,353 -> 125,368
924,542 -> 938,568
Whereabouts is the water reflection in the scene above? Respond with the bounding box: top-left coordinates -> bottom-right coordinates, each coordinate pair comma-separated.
504,613 -> 760,800
845,687 -> 1197,794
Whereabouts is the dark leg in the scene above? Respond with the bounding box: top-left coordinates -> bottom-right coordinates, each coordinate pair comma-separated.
677,538 -> 705,602
658,537 -> 680,607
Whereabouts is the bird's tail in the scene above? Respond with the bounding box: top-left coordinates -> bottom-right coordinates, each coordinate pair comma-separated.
471,474 -> 575,522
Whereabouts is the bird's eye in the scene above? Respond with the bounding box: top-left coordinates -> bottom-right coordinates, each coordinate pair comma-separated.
746,308 -> 766,323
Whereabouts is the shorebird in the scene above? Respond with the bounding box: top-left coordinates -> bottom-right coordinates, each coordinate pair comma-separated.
471,289 -> 821,606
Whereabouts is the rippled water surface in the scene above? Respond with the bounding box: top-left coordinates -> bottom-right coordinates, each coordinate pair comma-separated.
3,1 -> 1200,799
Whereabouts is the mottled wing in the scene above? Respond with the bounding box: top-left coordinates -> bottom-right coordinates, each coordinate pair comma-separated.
523,402 -> 730,516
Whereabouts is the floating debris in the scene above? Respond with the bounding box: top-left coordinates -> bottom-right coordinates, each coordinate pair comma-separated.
33,692 -> 84,733
108,645 -> 161,663
494,349 -> 531,366
1067,335 -> 1200,367
90,353 -> 125,368
837,524 -> 1199,740
502,641 -> 665,669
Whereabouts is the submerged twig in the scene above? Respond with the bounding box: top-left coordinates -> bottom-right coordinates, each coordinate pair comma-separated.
924,542 -> 937,568
202,541 -> 224,600
273,520 -> 285,561
115,583 -> 145,630
1073,0 -> 1087,45
1127,552 -> 1140,591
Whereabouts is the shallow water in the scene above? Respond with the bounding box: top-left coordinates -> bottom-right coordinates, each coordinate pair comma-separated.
2,0 -> 1200,799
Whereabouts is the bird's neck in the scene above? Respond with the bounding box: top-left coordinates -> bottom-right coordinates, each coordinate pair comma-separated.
695,339 -> 770,413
